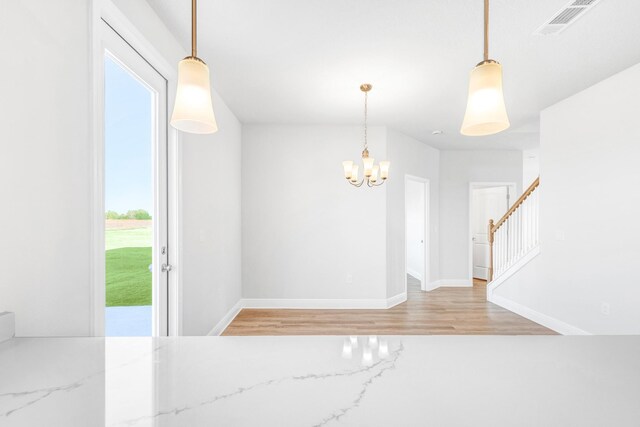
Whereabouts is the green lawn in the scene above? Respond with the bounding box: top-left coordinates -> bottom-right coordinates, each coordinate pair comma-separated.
106,226 -> 152,307
106,247 -> 152,306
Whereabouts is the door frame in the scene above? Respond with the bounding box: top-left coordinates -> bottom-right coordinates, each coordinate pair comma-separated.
90,0 -> 183,336
468,182 -> 517,284
404,175 -> 430,293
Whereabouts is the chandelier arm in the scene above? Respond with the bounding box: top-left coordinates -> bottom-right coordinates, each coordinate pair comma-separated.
367,178 -> 386,187
349,178 -> 365,187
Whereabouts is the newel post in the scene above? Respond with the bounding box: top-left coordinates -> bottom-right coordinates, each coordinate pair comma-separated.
488,219 -> 494,282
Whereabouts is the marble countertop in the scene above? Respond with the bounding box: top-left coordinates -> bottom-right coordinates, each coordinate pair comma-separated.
1,335 -> 639,426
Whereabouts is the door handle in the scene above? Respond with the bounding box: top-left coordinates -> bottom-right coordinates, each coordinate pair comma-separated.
161,264 -> 173,273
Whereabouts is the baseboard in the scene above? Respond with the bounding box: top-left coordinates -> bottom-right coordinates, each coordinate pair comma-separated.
487,246 -> 541,299
407,268 -> 422,281
242,297 -> 396,310
207,293 -> 409,335
386,292 -> 407,308
489,294 -> 590,336
207,300 -> 243,336
429,279 -> 472,290
0,312 -> 15,343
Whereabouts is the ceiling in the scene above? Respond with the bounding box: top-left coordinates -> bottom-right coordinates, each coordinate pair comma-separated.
148,0 -> 640,150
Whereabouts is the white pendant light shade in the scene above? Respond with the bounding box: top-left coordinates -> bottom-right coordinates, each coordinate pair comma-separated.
460,61 -> 510,136
350,165 -> 359,183
362,157 -> 375,177
370,165 -> 380,183
171,57 -> 218,134
379,161 -> 390,180
342,160 -> 353,179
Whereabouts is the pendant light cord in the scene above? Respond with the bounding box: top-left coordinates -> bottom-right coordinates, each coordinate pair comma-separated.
191,0 -> 197,58
483,0 -> 489,61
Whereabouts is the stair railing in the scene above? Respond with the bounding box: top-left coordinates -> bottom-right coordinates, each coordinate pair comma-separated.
488,177 -> 540,282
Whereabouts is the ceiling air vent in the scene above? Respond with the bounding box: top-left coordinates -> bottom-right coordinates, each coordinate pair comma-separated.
534,0 -> 602,36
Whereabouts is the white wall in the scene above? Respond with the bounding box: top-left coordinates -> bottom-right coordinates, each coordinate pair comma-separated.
111,0 -> 243,336
386,129 -> 440,296
242,125 -> 387,300
439,151 -> 522,283
522,148 -> 540,189
405,180 -> 425,281
0,1 -> 92,336
494,62 -> 640,334
180,95 -> 242,335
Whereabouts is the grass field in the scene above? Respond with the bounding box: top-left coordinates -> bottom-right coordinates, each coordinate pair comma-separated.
106,247 -> 151,306
106,222 -> 152,307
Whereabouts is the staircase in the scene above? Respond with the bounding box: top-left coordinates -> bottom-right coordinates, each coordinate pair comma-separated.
488,177 -> 540,287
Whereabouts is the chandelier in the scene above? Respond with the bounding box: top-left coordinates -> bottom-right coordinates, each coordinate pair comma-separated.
342,84 -> 390,187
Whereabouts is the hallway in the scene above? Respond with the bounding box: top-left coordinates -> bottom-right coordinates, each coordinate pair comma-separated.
222,276 -> 555,335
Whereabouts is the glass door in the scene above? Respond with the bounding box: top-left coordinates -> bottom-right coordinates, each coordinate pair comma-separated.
102,21 -> 169,336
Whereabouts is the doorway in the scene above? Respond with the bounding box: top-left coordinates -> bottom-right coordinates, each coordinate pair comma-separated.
469,183 -> 516,282
405,176 -> 430,292
101,21 -> 169,336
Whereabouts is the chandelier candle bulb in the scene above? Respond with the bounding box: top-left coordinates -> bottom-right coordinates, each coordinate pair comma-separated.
342,160 -> 354,179
363,156 -> 375,177
350,165 -> 359,183
370,165 -> 380,183
379,161 -> 390,180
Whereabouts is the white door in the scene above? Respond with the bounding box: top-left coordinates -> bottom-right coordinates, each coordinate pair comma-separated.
472,186 -> 511,280
102,21 -> 169,336
405,179 -> 426,287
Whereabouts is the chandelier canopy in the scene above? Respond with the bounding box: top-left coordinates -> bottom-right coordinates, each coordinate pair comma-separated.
342,84 -> 390,187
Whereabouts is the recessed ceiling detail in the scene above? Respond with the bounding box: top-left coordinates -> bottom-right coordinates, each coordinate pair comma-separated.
534,0 -> 602,35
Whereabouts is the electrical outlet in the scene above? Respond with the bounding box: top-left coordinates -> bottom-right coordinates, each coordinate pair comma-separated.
346,274 -> 353,284
555,230 -> 565,241
600,302 -> 610,316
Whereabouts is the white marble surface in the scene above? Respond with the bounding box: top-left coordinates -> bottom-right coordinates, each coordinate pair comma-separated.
1,335 -> 639,426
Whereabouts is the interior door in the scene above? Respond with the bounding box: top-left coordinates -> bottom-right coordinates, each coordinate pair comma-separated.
102,21 -> 169,337
406,180 -> 426,286
472,186 -> 510,280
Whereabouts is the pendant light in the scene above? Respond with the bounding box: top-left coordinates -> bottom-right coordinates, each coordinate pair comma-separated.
170,0 -> 218,134
460,0 -> 510,136
342,84 -> 390,187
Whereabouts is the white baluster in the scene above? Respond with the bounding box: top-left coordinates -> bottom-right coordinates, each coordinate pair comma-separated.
523,197 -> 529,252
519,207 -> 523,256
517,209 -> 521,258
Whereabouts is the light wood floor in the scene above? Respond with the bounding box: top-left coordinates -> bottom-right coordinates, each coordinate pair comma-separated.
222,276 -> 556,336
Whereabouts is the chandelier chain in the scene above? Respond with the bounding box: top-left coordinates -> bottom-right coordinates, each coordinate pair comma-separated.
364,90 -> 368,151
